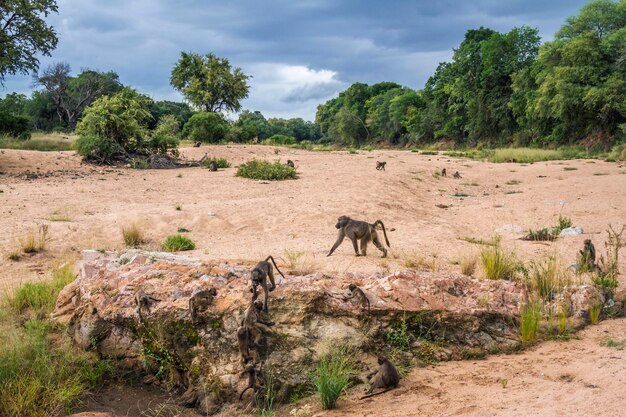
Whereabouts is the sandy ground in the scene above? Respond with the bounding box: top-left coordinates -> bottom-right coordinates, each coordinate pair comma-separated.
1,145 -> 625,417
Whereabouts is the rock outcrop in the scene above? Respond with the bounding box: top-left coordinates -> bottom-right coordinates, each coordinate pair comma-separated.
53,250 -> 603,414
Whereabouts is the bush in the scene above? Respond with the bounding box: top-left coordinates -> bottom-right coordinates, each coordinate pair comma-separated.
311,347 -> 354,410
162,235 -> 196,252
236,160 -> 297,181
530,256 -> 569,300
0,112 -> 31,139
182,112 -> 229,143
146,115 -> 180,156
267,134 -> 296,145
122,224 -> 145,248
200,157 -> 230,169
480,237 -> 518,280
607,143 -> 626,162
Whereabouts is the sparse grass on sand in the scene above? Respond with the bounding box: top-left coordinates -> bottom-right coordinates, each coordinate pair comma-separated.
0,133 -> 76,152
19,224 -> 49,254
236,159 -> 297,181
0,263 -> 108,417
283,250 -> 318,274
460,254 -> 477,276
530,256 -> 570,300
122,223 -> 145,248
480,237 -> 519,280
162,234 -> 195,252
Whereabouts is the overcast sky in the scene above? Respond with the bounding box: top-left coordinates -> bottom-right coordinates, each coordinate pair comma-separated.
2,0 -> 590,120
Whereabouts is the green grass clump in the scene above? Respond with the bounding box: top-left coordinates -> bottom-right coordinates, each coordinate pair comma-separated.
524,216 -> 572,241
0,136 -> 74,152
311,347 -> 355,410
420,150 -> 438,155
520,300 -> 541,342
122,223 -> 145,248
384,317 -> 410,351
480,237 -> 518,280
162,234 -> 195,252
7,264 -> 75,316
589,300 -> 602,325
200,157 -> 230,169
530,256 -> 569,300
236,160 -> 297,181
488,148 -> 562,163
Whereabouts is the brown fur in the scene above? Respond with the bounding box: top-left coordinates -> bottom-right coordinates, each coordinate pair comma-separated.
579,239 -> 597,271
453,171 -> 461,179
365,356 -> 400,395
376,161 -> 386,171
441,168 -> 447,177
345,283 -> 370,313
208,160 -> 217,171
189,287 -> 217,323
327,216 -> 390,258
250,256 -> 285,313
286,160 -> 295,168
134,289 -> 160,323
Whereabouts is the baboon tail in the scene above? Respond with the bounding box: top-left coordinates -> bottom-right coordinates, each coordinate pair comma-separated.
265,255 -> 285,279
374,220 -> 390,247
239,386 -> 253,400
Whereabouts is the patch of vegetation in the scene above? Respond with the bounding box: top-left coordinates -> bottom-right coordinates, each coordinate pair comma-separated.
128,159 -> 150,169
236,159 -> 297,181
607,143 -> 626,162
20,224 -> 49,254
523,216 -> 572,241
520,300 -> 541,342
7,264 -> 75,316
122,223 -> 145,248
402,253 -> 439,272
459,236 -> 497,246
480,236 -> 519,280
592,172 -> 609,176
589,300 -> 602,325
451,192 -> 471,197
461,182 -> 480,186
200,157 -> 230,169
506,179 -> 521,185
563,166 -> 578,171
49,209 -> 71,222
311,345 -> 355,410
530,256 -> 569,300
162,234 -> 195,252
602,337 -> 625,350
420,150 -> 438,155
0,135 -> 74,151
384,316 -> 410,351
591,225 -> 624,298
460,254 -> 477,276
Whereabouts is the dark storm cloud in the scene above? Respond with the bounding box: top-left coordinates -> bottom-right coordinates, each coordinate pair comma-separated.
2,0 -> 590,119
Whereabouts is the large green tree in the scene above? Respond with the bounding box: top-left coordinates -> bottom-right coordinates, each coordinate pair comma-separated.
170,52 -> 250,113
0,0 -> 58,82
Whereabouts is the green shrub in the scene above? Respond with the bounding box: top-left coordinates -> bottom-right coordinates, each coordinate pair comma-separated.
236,160 -> 297,181
384,317 -> 410,350
0,112 -> 31,139
147,114 -> 180,156
589,300 -> 602,324
182,112 -> 228,143
607,143 -> 626,162
7,263 -> 75,315
267,134 -> 296,145
530,256 -> 569,300
480,237 -> 518,280
162,235 -> 196,252
520,300 -> 541,342
311,347 -> 354,410
200,157 -> 230,169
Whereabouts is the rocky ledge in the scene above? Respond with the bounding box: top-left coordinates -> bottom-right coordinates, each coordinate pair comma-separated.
53,250 -> 603,415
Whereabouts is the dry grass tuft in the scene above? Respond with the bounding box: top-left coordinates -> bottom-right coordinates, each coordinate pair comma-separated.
460,254 -> 478,276
403,252 -> 439,272
19,224 -> 49,254
283,250 -> 318,275
121,223 -> 145,248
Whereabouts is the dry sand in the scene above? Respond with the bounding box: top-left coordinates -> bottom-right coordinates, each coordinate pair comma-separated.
1,145 -> 625,417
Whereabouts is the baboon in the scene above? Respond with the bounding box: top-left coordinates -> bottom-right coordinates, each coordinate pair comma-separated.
286,160 -> 295,168
453,171 -> 462,179
250,256 -> 285,313
579,239 -> 597,272
237,300 -> 274,366
327,216 -> 390,258
345,283 -> 370,313
239,364 -> 261,400
189,287 -> 217,323
364,356 -> 400,396
376,161 -> 386,171
134,289 -> 160,323
441,168 -> 447,177
194,141 -> 201,148
208,161 -> 217,171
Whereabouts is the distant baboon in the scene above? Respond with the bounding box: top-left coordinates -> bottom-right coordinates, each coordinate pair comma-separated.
237,300 -> 274,366
189,287 -> 217,323
194,141 -> 201,148
208,161 -> 217,171
286,159 -> 295,168
441,168 -> 447,177
345,283 -> 370,313
327,216 -> 390,258
579,239 -> 597,272
453,171 -> 462,179
364,356 -> 400,396
250,256 -> 285,313
135,289 -> 160,323
376,161 -> 386,171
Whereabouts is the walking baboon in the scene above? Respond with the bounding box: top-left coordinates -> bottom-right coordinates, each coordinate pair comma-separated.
453,171 -> 462,179
376,161 -> 386,171
250,256 -> 285,313
579,239 -> 597,272
345,283 -> 370,313
364,356 -> 400,395
208,161 -> 217,171
441,168 -> 447,177
194,141 -> 201,148
327,216 -> 390,258
286,160 -> 295,168
189,287 -> 217,323
134,289 -> 160,323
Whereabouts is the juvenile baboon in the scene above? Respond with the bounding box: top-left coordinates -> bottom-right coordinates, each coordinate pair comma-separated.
189,287 -> 217,323
135,289 -> 160,323
208,161 -> 217,171
441,168 -> 447,177
579,239 -> 597,272
194,141 -> 201,148
286,160 -> 295,168
376,161 -> 386,171
345,283 -> 370,313
250,256 -> 285,313
239,364 -> 260,400
237,300 -> 274,366
327,216 -> 390,258
364,356 -> 400,395
453,171 -> 462,179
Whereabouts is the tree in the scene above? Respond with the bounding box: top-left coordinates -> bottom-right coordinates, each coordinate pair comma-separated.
35,62 -> 122,130
170,52 -> 250,113
0,0 -> 58,82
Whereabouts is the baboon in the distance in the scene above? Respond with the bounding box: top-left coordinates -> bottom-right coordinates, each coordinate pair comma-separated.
189,287 -> 217,323
194,141 -> 201,147
250,256 -> 285,313
441,168 -> 447,177
579,239 -> 597,271
376,161 -> 386,171
453,171 -> 462,179
327,216 -> 390,258
363,356 -> 400,396
286,159 -> 295,168
208,161 -> 217,171
134,289 -> 160,323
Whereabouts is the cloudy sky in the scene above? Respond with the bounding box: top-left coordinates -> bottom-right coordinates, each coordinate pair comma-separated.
3,0 -> 590,120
